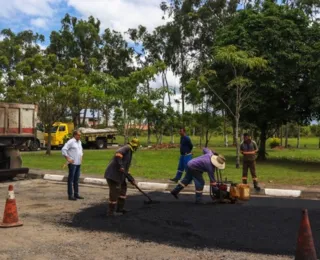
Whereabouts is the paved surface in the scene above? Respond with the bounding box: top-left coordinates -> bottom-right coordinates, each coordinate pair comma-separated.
0,179 -> 319,260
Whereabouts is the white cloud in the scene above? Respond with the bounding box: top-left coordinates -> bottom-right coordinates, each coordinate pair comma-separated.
0,0 -> 57,18
30,18 -> 48,29
66,0 -> 168,34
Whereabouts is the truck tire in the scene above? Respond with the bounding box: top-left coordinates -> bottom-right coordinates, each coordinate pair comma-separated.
96,139 -> 105,149
29,139 -> 40,151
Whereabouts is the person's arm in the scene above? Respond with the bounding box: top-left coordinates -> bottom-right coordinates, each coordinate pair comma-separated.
240,142 -> 244,154
203,147 -> 212,154
253,141 -> 259,153
80,141 -> 83,163
188,137 -> 193,151
61,140 -> 74,164
115,146 -> 128,172
207,166 -> 216,184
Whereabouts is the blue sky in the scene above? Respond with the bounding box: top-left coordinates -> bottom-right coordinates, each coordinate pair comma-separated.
0,0 -> 167,47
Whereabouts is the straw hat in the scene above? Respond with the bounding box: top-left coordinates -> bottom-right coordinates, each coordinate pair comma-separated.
211,154 -> 226,169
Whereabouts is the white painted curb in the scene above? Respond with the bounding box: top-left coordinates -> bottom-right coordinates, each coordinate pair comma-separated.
83,178 -> 107,185
137,182 -> 169,191
43,174 -> 64,181
37,173 -> 306,198
264,188 -> 301,198
203,185 -> 210,193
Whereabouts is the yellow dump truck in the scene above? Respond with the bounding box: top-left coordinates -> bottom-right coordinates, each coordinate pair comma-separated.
44,122 -> 117,149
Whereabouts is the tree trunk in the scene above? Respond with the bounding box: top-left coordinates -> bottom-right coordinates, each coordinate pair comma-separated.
82,108 -> 87,126
223,110 -> 228,147
104,107 -> 109,127
285,123 -> 289,148
296,124 -> 300,149
72,114 -> 78,129
280,125 -> 283,146
163,71 -> 171,106
235,115 -> 240,169
257,125 -> 267,161
232,123 -> 237,146
170,126 -> 174,144
123,108 -> 128,145
318,135 -> 320,149
205,129 -> 209,147
45,127 -> 52,155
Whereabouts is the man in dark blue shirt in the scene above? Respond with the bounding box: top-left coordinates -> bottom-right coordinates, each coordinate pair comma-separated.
170,128 -> 193,183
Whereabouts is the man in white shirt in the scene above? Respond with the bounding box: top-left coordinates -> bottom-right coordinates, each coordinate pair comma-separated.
62,130 -> 84,200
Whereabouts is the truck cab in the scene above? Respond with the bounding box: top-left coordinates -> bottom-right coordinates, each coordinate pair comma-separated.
44,122 -> 74,148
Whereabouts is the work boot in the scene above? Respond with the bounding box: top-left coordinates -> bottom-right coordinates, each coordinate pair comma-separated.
195,192 -> 206,204
116,198 -> 130,214
169,178 -> 178,183
253,181 -> 261,192
170,184 -> 184,199
107,203 -> 123,217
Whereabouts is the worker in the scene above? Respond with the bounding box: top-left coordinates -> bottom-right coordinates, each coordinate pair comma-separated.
240,133 -> 261,191
104,138 -> 139,216
170,148 -> 226,204
169,128 -> 193,183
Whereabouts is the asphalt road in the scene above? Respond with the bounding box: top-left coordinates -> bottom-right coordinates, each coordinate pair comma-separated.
65,190 -> 320,257
0,180 -> 318,260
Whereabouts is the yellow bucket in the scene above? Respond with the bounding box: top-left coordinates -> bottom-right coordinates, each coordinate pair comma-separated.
237,184 -> 250,200
230,185 -> 240,199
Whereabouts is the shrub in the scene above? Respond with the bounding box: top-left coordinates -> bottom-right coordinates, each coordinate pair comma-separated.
269,137 -> 280,148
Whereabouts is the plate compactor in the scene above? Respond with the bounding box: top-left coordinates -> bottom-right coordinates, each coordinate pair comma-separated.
210,169 -> 248,204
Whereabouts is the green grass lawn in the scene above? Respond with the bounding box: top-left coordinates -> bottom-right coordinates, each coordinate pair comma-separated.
21,137 -> 320,186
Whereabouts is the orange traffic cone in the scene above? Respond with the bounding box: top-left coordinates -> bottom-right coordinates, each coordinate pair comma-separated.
0,185 -> 23,228
295,209 -> 317,260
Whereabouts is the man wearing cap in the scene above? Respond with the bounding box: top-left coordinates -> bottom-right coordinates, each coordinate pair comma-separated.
240,133 -> 261,191
104,138 -> 139,216
170,147 -> 226,204
169,128 -> 193,183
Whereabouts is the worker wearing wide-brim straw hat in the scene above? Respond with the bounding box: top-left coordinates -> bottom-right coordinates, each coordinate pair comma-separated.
170,147 -> 226,204
104,138 -> 140,217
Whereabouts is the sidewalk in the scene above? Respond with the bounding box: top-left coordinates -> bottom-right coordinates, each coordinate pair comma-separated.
27,168 -> 320,199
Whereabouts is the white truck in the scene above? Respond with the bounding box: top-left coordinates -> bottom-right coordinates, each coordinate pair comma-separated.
0,102 -> 37,179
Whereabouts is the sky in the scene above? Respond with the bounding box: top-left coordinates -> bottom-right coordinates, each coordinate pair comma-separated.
0,0 -> 191,112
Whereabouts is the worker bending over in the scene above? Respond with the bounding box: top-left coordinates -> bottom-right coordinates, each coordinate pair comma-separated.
170,148 -> 226,204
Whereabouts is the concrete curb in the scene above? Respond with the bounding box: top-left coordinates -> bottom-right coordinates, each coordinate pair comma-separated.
32,173 -> 320,199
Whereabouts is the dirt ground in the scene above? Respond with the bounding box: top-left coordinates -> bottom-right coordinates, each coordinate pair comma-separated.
0,179 -> 318,260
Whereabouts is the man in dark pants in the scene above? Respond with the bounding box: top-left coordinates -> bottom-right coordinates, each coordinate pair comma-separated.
170,148 -> 226,204
240,133 -> 261,191
104,138 -> 139,216
169,128 -> 193,183
62,130 -> 84,201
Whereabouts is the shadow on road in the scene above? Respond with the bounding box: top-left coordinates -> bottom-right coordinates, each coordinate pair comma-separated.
58,192 -> 320,256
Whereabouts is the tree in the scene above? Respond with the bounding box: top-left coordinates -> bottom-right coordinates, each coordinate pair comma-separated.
13,53 -> 72,154
47,14 -> 102,127
215,1 -> 317,159
195,45 -> 267,167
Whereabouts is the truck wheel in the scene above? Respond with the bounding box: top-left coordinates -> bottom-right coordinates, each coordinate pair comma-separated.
96,139 -> 105,149
29,140 -> 40,151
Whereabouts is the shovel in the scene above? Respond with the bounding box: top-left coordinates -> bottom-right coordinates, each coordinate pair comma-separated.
125,173 -> 160,205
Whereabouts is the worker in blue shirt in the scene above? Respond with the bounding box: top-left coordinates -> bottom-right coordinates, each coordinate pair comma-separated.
169,128 -> 193,183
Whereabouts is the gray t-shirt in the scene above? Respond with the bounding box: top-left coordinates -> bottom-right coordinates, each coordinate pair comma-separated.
240,140 -> 258,161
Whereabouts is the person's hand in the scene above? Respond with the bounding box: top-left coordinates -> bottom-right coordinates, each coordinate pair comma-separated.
119,168 -> 125,173
67,158 -> 74,164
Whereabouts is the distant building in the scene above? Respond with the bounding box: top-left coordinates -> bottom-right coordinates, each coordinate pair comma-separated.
80,109 -> 104,126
